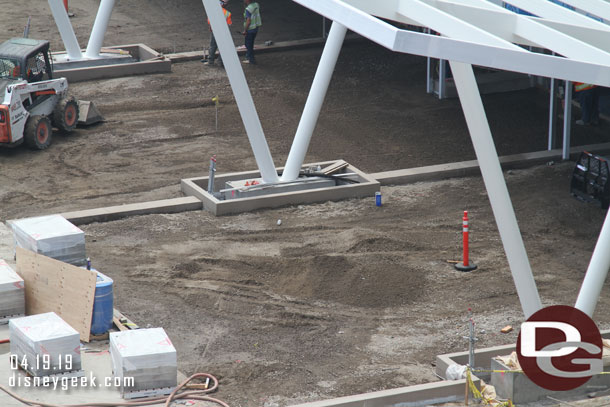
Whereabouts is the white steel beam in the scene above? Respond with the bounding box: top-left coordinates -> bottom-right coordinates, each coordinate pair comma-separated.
397,0 -> 524,50
503,0 -> 610,31
86,0 -> 115,58
575,209 -> 610,317
48,0 -> 83,60
560,0 -> 610,23
426,0 -> 610,60
450,60 -> 542,318
201,0 -> 278,183
282,22 -> 347,181
297,0 -> 610,87
535,18 -> 610,54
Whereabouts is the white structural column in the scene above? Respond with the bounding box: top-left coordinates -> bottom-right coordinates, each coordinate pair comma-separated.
282,22 -> 347,181
86,0 -> 115,58
449,60 -> 542,318
548,78 -> 556,151
48,0 -> 83,60
201,0 -> 278,183
563,81 -> 573,160
575,210 -> 610,317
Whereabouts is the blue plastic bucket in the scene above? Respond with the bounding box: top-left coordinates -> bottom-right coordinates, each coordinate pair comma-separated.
91,270 -> 114,335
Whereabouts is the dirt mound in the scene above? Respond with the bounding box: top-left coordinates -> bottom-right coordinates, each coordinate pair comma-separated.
266,254 -> 425,308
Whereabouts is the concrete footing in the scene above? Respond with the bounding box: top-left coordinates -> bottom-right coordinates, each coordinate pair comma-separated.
181,161 -> 379,216
54,44 -> 171,83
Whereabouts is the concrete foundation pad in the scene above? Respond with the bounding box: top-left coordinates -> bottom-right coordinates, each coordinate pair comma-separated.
61,196 -> 202,225
181,161 -> 380,216
53,44 -> 171,83
372,142 -> 610,185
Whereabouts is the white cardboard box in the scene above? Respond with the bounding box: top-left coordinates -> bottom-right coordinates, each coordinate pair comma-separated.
0,259 -> 24,320
110,327 -> 177,395
9,215 -> 86,266
9,312 -> 82,376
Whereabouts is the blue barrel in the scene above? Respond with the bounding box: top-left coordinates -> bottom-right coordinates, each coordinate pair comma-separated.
91,270 -> 114,335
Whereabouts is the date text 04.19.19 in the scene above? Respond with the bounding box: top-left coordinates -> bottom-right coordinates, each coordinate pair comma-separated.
9,354 -> 73,372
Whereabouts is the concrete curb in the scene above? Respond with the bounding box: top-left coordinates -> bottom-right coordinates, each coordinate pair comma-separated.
166,35 -> 363,63
371,142 -> 610,185
61,197 -> 202,225
288,378 -> 477,407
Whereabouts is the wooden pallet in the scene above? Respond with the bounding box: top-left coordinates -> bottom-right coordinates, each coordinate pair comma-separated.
122,386 -> 175,400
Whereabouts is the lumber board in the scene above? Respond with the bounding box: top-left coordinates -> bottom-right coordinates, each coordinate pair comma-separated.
320,160 -> 348,175
16,247 -> 96,342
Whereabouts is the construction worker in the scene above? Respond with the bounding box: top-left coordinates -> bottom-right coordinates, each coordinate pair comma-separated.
574,82 -> 600,126
202,0 -> 232,66
241,0 -> 262,64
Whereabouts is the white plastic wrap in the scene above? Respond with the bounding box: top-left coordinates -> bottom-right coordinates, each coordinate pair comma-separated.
9,215 -> 86,266
0,259 -> 25,319
9,312 -> 81,376
110,328 -> 177,393
445,364 -> 467,380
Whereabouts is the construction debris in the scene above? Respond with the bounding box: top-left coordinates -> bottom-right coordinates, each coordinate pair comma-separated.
10,215 -> 86,266
9,312 -> 82,376
110,327 -> 177,398
0,259 -> 24,322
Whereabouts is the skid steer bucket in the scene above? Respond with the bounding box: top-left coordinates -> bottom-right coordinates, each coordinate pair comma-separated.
77,100 -> 104,126
571,151 -> 610,209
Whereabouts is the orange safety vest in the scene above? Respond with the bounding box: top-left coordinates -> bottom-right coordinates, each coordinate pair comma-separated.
207,7 -> 232,27
574,82 -> 596,92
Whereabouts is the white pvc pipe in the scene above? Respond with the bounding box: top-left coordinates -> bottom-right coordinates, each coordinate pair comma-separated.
281,22 -> 347,181
450,60 -> 542,318
201,0 -> 278,183
86,0 -> 115,58
575,210 -> 610,317
48,0 -> 83,60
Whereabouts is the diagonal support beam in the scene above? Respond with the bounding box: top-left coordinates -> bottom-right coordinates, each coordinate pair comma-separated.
48,0 -> 83,60
449,60 -> 542,318
201,0 -> 278,183
575,209 -> 610,317
282,22 -> 347,181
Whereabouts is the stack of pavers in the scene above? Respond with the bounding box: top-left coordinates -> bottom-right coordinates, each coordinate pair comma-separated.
0,259 -> 24,322
9,215 -> 86,266
9,312 -> 82,376
110,328 -> 177,398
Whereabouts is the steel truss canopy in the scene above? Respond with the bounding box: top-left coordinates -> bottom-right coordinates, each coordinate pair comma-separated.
294,0 -> 610,87
288,0 -> 610,320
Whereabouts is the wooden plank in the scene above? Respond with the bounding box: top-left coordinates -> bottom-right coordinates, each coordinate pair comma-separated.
16,247 -> 96,342
113,316 -> 128,331
320,160 -> 348,175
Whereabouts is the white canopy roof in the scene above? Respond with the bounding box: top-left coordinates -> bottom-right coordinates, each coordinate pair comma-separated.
293,0 -> 610,86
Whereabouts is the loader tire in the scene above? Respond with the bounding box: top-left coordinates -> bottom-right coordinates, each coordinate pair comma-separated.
53,96 -> 79,132
24,115 -> 52,150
